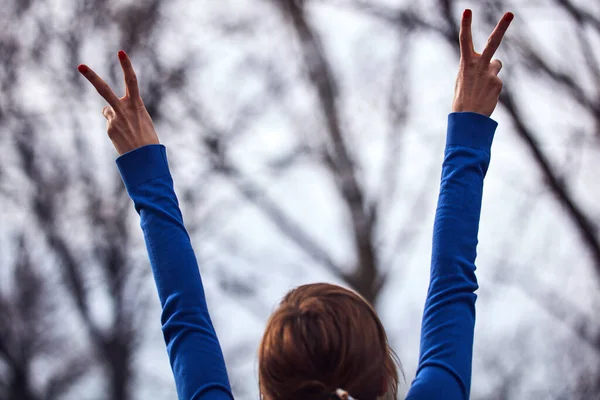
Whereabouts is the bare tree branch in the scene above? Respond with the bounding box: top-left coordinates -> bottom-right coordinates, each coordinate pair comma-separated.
342,0 -> 600,281
554,0 -> 600,33
270,0 -> 385,302
213,148 -> 350,281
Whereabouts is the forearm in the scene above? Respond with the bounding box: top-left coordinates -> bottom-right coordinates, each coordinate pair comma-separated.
408,112 -> 496,400
116,144 -> 232,399
116,145 -> 205,305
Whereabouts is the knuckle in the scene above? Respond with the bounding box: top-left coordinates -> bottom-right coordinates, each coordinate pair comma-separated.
106,123 -> 124,139
492,76 -> 503,88
460,59 -> 476,71
127,96 -> 145,109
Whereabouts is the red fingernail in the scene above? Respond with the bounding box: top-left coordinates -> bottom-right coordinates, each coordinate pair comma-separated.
118,50 -> 127,60
506,12 -> 514,21
77,64 -> 88,74
464,9 -> 472,18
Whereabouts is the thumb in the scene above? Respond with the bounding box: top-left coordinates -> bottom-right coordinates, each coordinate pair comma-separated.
490,59 -> 503,75
102,105 -> 116,121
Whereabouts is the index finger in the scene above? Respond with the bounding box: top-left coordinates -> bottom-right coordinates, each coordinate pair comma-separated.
78,64 -> 122,111
118,50 -> 141,101
459,9 -> 474,61
481,12 -> 514,64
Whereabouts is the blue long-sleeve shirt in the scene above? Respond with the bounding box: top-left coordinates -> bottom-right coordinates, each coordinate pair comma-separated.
116,146 -> 234,400
116,111 -> 496,400
405,112 -> 497,399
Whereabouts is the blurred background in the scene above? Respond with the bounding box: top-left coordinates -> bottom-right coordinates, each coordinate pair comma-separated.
1,0 -> 599,399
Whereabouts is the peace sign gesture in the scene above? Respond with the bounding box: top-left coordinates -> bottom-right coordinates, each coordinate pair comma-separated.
78,51 -> 159,155
452,10 -> 514,117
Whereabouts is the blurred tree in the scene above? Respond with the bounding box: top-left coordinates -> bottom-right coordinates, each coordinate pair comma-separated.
2,0 -> 600,399
338,0 -> 600,397
0,0 -> 189,399
0,236 -> 90,400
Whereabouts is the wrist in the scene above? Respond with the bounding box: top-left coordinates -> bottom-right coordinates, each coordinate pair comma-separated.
447,112 -> 498,152
116,144 -> 170,189
115,137 -> 160,156
452,104 -> 492,118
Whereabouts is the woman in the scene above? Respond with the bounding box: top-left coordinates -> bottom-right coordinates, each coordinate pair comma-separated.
78,9 -> 513,400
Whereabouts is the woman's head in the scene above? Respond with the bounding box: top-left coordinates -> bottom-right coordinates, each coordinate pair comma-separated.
258,283 -> 400,400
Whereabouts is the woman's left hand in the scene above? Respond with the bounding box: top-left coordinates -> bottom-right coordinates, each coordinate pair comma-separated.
78,51 -> 159,155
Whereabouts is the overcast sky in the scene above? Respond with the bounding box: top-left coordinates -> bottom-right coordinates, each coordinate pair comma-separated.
2,0 -> 600,399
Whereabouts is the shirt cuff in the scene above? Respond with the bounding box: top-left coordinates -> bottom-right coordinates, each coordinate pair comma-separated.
447,112 -> 498,153
116,144 -> 171,190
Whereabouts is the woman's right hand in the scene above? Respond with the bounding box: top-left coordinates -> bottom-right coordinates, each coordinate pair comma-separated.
78,51 -> 160,156
452,10 -> 514,117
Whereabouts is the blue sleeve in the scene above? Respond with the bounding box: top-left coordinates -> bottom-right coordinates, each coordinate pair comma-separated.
116,145 -> 233,400
405,112 -> 497,400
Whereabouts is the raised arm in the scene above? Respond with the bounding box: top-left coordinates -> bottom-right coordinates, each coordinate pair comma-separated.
78,52 -> 233,400
406,10 -> 514,400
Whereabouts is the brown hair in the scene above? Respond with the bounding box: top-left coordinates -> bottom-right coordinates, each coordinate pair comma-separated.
258,283 -> 400,400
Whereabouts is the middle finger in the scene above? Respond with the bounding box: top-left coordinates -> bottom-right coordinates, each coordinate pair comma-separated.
481,12 -> 514,64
